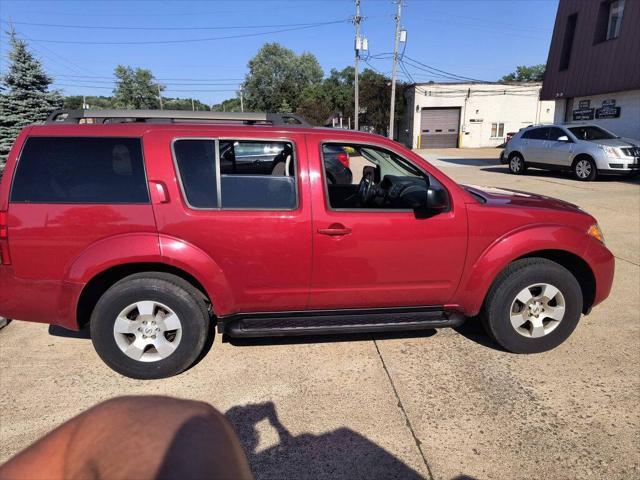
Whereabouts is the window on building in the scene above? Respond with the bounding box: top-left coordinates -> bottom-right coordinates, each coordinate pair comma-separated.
595,0 -> 625,43
559,13 -> 578,70
11,137 -> 148,204
490,123 -> 505,138
173,139 -> 297,210
607,0 -> 625,39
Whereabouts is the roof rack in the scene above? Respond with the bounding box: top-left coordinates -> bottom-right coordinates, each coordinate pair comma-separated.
45,109 -> 311,126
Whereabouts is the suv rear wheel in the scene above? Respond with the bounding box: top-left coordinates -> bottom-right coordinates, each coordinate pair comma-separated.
482,258 -> 583,353
508,153 -> 527,175
90,273 -> 211,379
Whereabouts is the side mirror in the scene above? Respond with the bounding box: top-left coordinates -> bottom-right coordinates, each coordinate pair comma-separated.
427,185 -> 449,212
557,135 -> 569,142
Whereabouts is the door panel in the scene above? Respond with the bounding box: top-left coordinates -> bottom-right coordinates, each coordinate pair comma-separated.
307,137 -> 467,310
542,127 -> 574,166
144,130 -> 312,315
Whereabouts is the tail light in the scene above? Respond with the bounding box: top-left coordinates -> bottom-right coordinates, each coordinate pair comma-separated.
0,210 -> 10,265
336,152 -> 350,169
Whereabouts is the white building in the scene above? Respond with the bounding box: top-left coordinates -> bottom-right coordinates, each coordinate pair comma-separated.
401,83 -> 555,149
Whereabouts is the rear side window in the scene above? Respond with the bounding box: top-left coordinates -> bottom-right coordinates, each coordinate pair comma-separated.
11,137 -> 148,204
219,140 -> 296,209
173,139 -> 218,208
173,138 -> 297,210
522,128 -> 549,140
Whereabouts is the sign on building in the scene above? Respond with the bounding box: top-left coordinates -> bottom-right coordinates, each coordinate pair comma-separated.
595,99 -> 621,119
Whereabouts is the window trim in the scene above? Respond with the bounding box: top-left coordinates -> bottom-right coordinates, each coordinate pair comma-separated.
171,136 -> 300,212
318,139 -> 450,214
9,135 -> 151,205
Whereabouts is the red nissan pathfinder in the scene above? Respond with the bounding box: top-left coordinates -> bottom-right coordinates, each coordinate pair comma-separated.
0,110 -> 615,379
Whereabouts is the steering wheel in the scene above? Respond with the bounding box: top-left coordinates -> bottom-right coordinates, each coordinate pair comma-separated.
358,171 -> 374,205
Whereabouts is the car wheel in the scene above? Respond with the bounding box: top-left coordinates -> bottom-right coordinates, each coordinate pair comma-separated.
573,157 -> 597,181
90,273 -> 211,379
508,153 -> 526,175
482,258 -> 583,353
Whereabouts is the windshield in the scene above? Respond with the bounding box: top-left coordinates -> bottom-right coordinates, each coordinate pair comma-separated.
568,126 -> 618,141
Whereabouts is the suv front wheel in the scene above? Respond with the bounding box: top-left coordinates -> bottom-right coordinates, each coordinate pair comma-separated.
573,157 -> 597,181
90,273 -> 211,379
482,258 -> 583,353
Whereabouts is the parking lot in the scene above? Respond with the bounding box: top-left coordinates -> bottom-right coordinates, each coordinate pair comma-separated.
1,148 -> 638,479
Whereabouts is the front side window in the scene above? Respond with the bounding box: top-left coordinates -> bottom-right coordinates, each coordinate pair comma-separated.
568,126 -> 618,141
321,143 -> 433,211
11,136 -> 148,204
173,138 -> 297,210
548,127 -> 568,141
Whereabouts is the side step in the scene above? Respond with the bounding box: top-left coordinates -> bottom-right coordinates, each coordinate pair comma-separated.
219,307 -> 465,338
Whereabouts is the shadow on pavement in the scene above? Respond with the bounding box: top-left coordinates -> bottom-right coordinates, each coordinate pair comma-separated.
481,166 -> 640,184
453,317 -> 507,352
434,157 -> 500,167
225,401 -> 424,480
226,329 -> 437,347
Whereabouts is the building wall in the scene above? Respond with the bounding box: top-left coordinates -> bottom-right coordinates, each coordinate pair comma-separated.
541,0 -> 640,100
553,89 -> 640,140
404,83 -> 555,149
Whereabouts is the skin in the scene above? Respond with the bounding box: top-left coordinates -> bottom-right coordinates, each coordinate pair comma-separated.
0,396 -> 253,480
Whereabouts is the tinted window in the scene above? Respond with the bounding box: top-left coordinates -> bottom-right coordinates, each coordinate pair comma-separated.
11,137 -> 148,204
568,126 -> 617,141
173,139 -> 218,208
548,127 -> 567,141
522,128 -> 549,140
219,140 -> 296,209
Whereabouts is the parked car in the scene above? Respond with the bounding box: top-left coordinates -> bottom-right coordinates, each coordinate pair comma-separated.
0,111 -> 614,378
503,124 -> 640,181
322,144 -> 353,185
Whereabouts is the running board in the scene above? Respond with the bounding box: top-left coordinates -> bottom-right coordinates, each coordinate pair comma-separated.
219,307 -> 465,338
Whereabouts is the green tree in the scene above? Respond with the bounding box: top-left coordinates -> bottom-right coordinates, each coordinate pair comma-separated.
211,97 -> 242,112
112,65 -> 164,109
163,97 -> 211,111
0,29 -> 62,169
63,95 -> 113,109
243,43 -> 323,112
500,64 -> 546,82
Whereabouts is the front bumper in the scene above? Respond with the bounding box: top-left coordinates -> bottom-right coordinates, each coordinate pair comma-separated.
596,155 -> 640,174
584,239 -> 615,310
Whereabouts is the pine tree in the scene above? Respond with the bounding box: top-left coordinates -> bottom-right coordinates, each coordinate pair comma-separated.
0,29 -> 62,171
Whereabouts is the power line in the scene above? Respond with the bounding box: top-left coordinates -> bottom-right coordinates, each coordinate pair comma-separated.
53,74 -> 244,82
1,19 -> 345,31
51,83 -> 238,93
21,19 -> 350,45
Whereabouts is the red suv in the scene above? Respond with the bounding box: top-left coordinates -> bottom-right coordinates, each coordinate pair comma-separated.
0,110 -> 614,379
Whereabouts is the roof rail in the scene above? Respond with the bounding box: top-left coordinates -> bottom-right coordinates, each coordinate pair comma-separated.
45,109 -> 311,126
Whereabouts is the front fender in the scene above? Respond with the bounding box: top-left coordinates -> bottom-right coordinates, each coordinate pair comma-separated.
454,225 -> 590,316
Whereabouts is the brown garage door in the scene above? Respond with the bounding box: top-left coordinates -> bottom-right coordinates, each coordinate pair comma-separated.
420,108 -> 460,148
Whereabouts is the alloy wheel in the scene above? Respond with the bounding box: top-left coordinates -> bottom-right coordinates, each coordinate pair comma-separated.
113,301 -> 182,362
509,283 -> 566,338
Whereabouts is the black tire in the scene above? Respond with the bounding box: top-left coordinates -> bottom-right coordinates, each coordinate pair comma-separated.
482,258 -> 583,353
573,156 -> 597,181
508,153 -> 527,175
90,273 -> 211,379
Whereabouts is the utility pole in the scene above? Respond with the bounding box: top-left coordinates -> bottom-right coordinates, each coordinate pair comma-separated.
191,98 -> 195,111
388,0 -> 403,139
353,0 -> 362,131
157,85 -> 163,110
240,88 -> 244,112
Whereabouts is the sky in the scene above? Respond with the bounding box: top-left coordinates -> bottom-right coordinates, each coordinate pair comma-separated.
0,0 -> 559,106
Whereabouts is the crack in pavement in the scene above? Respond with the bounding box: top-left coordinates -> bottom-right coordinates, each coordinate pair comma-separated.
614,255 -> 639,267
373,338 -> 435,480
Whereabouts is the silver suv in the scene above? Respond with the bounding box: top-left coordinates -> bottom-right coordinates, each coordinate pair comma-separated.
502,124 -> 639,181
